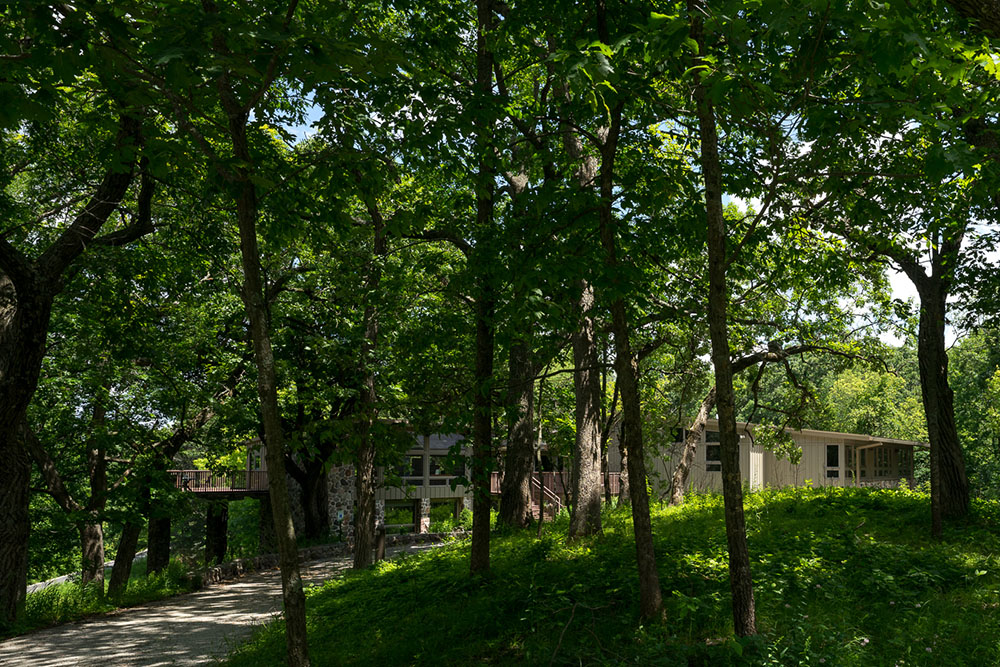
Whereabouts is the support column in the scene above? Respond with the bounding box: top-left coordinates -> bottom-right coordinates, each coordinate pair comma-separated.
418,498 -> 431,534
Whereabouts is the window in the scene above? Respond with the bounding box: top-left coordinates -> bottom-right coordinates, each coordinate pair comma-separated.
826,444 -> 840,478
706,431 -> 721,443
706,444 -> 722,472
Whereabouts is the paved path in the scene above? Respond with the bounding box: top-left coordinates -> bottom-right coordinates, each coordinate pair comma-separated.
0,544 -> 436,666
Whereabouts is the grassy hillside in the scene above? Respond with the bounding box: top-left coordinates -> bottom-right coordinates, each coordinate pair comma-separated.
226,487 -> 1000,666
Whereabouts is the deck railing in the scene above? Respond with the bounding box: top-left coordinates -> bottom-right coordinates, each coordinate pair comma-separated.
168,469 -> 269,493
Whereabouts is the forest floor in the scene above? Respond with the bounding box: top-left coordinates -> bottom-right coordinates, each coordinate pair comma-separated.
0,543 -> 438,667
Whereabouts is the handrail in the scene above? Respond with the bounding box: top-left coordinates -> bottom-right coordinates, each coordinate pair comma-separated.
167,469 -> 269,493
531,475 -> 563,513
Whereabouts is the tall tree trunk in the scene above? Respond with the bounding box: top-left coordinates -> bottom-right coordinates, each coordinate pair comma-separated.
499,340 -> 535,528
354,188 -> 387,569
690,1 -> 757,636
108,520 -> 142,599
670,386 -> 717,505
0,115 -> 142,624
594,72 -> 662,617
470,279 -> 495,574
569,281 -> 604,537
469,0 -> 496,576
222,100 -> 310,667
914,280 -> 969,534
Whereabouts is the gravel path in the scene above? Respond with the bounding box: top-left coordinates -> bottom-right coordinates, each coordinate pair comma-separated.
0,544 -> 437,667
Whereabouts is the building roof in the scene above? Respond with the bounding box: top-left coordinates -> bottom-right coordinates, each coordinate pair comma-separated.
701,418 -> 929,448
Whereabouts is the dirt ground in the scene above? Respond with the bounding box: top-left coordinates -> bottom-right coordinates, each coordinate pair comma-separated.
0,544 -> 436,666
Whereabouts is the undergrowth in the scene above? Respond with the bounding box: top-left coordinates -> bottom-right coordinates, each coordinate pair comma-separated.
225,486 -> 1000,666
2,558 -> 199,639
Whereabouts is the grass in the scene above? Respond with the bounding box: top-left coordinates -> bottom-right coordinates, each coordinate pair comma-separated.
2,558 -> 200,639
224,486 -> 1000,666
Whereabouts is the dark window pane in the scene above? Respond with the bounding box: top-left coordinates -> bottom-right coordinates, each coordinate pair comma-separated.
826,470 -> 840,478
706,431 -> 721,443
706,463 -> 722,472
827,445 -> 839,468
670,428 -> 684,443
706,444 -> 721,462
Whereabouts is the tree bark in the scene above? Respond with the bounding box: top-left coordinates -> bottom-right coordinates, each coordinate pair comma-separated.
354,189 -> 387,568
470,279 -> 495,574
0,115 -> 144,624
617,418 -> 630,506
218,76 -> 311,666
79,520 -> 105,592
670,386 -> 717,505
913,279 -> 970,534
569,281 -> 604,537
205,501 -> 229,565
469,0 -> 496,577
108,520 -> 142,599
146,516 -> 171,574
499,340 -> 535,528
690,0 -> 757,636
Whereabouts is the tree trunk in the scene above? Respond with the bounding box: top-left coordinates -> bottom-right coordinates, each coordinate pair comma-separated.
354,188 -> 387,569
79,520 -> 105,592
469,0 -> 496,577
915,282 -> 970,535
470,279 -> 495,574
0,287 -> 54,626
499,340 -> 535,528
569,281 -> 604,537
224,104 -> 310,667
205,501 -> 229,565
690,2 -> 757,635
617,419 -> 630,506
0,116 -> 142,625
299,465 -> 330,541
259,495 -> 278,554
146,516 -> 171,574
670,386 -> 717,506
593,74 -> 662,616
108,520 -> 142,599
0,424 -> 31,627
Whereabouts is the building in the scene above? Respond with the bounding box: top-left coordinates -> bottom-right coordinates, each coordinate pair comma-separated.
608,419 -> 926,497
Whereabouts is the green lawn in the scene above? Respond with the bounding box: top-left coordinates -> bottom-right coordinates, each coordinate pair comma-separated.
225,486 -> 1000,666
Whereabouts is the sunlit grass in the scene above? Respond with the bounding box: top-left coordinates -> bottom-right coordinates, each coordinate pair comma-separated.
2,559 -> 199,639
225,486 -> 1000,666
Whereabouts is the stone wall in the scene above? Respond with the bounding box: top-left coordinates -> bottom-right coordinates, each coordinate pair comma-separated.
327,463 -> 356,541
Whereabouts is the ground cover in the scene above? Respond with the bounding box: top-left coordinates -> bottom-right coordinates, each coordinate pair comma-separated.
2,559 -> 199,639
224,486 -> 1000,666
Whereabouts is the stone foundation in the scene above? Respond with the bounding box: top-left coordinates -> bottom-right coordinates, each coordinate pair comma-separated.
327,463 -> 356,541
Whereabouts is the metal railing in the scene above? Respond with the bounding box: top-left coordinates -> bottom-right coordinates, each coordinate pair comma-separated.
168,469 -> 269,493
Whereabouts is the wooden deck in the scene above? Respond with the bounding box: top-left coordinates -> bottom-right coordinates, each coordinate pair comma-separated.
168,469 -> 269,498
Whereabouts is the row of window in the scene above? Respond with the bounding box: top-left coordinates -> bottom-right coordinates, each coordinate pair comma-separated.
703,441 -> 913,480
